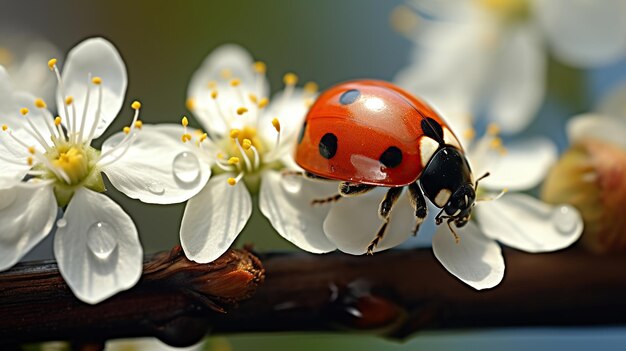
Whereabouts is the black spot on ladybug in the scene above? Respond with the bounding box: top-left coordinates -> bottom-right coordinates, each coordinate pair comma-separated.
421,117 -> 444,142
379,146 -> 402,168
319,133 -> 338,159
339,89 -> 360,105
298,121 -> 307,144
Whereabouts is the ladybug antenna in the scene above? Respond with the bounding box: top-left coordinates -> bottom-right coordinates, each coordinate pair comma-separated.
474,171 -> 490,189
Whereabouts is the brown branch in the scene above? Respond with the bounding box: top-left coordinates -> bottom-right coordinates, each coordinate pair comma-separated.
2,246 -> 626,346
0,246 -> 264,347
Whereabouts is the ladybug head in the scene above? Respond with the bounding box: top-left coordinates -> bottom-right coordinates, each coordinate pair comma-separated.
443,183 -> 476,227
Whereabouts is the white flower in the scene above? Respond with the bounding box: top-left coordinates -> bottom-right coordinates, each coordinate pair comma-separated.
0,31 -> 60,103
262,118 -> 582,289
393,0 -> 626,134
176,44 -> 317,263
0,38 -> 206,304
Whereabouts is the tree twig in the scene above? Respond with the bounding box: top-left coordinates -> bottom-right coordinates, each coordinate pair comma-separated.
1,246 -> 626,346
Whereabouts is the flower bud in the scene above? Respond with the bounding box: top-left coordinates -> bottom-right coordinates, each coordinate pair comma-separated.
541,139 -> 626,253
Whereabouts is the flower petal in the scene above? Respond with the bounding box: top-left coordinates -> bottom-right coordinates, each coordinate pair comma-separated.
534,0 -> 626,67
180,174 -> 252,263
475,192 -> 582,253
323,188 -> 416,255
0,182 -> 56,270
484,23 -> 545,134
258,89 -> 310,144
58,37 -> 127,140
101,124 -> 211,204
479,137 -> 557,191
259,170 -> 337,253
187,44 -> 268,136
432,221 -> 504,290
567,113 -> 626,150
54,188 -> 142,304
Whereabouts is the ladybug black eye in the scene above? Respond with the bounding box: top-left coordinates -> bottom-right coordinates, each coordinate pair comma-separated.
421,117 -> 444,142
319,133 -> 338,159
339,89 -> 360,105
298,121 -> 307,144
379,146 -> 402,168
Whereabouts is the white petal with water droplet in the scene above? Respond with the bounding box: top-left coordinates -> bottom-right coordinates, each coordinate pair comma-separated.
432,221 -> 504,290
54,188 -> 142,304
57,38 -> 127,140
475,192 -> 582,253
259,170 -> 337,253
180,174 -> 252,263
101,124 -> 211,204
323,188 -> 416,255
0,182 -> 57,270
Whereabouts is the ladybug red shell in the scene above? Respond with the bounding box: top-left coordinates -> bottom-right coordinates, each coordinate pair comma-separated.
295,80 -> 464,186
294,80 -> 482,253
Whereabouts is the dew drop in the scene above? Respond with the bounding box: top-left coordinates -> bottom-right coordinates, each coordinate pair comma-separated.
86,222 -> 118,259
56,218 -> 67,228
173,152 -> 201,184
551,205 -> 579,234
147,180 -> 165,195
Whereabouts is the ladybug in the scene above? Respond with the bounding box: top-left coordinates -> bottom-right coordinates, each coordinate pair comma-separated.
294,80 -> 488,253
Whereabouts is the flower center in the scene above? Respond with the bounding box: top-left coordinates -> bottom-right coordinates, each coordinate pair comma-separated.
49,145 -> 91,185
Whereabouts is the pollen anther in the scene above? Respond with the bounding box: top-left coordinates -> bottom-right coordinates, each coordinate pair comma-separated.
228,157 -> 240,165
34,98 -> 47,109
272,118 -> 281,132
92,76 -> 102,85
227,177 -> 237,186
254,61 -> 267,74
230,129 -> 240,139
55,117 -> 62,126
131,101 -> 141,110
65,96 -> 74,105
236,107 -> 248,115
47,58 -> 57,70
283,73 -> 298,86
181,116 -> 189,127
20,108 -> 29,116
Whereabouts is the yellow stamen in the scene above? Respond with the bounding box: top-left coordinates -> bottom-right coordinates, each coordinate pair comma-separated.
217,152 -> 225,159
228,157 -> 240,165
91,76 -> 102,85
47,58 -> 57,70
304,81 -> 318,94
27,146 -> 36,154
487,123 -> 500,136
65,96 -> 74,105
181,116 -> 189,127
283,73 -> 298,86
27,157 -> 33,166
34,98 -> 46,109
253,61 -> 267,74
490,137 -> 503,149
20,108 -> 29,116
123,126 -> 131,135
1,124 -> 7,131
199,133 -> 208,142
181,133 -> 192,143
211,90 -> 218,99
390,5 -> 420,35
242,138 -> 252,150
230,78 -> 241,87
134,120 -> 143,129
236,107 -> 248,115
230,129 -> 240,139
131,101 -> 141,110
55,117 -> 62,126
464,128 -> 476,141
249,93 -> 258,104
207,81 -> 217,89
227,177 -> 237,186
272,118 -> 281,133
186,98 -> 196,110
258,97 -> 269,108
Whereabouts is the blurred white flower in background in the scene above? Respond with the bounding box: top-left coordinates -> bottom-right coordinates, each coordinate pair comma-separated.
0,38 -> 205,304
0,31 -> 60,104
174,45 -> 317,263
392,0 -> 626,134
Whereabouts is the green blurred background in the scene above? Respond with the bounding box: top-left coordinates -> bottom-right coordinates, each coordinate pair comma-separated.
5,1 -> 626,350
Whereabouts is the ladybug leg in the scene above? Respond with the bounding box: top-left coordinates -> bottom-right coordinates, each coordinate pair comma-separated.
435,209 -> 460,244
280,170 -> 334,181
311,194 -> 342,205
339,182 -> 375,196
408,182 -> 427,236
367,187 -> 403,255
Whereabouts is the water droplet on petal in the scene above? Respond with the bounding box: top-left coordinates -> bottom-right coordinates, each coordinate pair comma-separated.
173,152 -> 201,184
56,218 -> 67,228
86,222 -> 118,259
147,180 -> 165,195
551,205 -> 579,234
